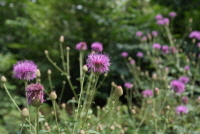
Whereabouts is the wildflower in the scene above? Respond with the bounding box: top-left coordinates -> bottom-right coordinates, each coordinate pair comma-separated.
163,18 -> 170,26
155,14 -> 163,20
121,52 -> 128,58
170,80 -> 185,94
20,108 -> 29,118
197,42 -> 200,47
13,60 -> 37,81
182,96 -> 189,104
141,36 -> 147,41
170,46 -> 177,53
156,19 -> 164,25
179,76 -> 189,84
142,90 -> 153,98
176,105 -> 188,115
184,65 -> 190,71
76,42 -> 87,51
152,43 -> 161,50
115,86 -> 123,97
130,59 -> 135,64
26,83 -> 45,107
152,31 -> 158,37
91,42 -> 103,52
49,91 -> 57,100
169,12 -> 177,18
162,45 -> 169,54
136,52 -> 144,58
86,53 -> 111,74
1,76 -> 6,83
136,31 -> 143,37
124,82 -> 133,89
189,31 -> 200,40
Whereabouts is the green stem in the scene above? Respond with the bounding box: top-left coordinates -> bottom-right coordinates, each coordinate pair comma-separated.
20,119 -> 25,134
36,107 -> 39,134
58,81 -> 66,105
53,100 -> 60,134
48,73 -> 53,92
60,42 -> 67,72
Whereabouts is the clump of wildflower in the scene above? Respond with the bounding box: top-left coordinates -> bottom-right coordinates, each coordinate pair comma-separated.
91,42 -> 103,52
170,80 -> 185,94
26,83 -> 45,107
121,52 -> 128,58
155,14 -> 163,20
136,31 -> 143,37
169,12 -> 177,18
124,82 -> 133,89
176,105 -> 188,115
142,90 -> 153,98
152,43 -> 161,50
162,45 -> 169,54
179,76 -> 189,84
86,53 -> 111,74
182,96 -> 189,104
76,42 -> 87,51
189,31 -> 200,40
151,31 -> 158,37
136,52 -> 144,58
13,60 -> 37,81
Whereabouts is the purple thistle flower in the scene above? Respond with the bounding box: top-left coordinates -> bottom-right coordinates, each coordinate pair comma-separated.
197,42 -> 200,47
141,36 -> 147,41
130,59 -> 135,64
13,60 -> 37,81
155,14 -> 163,20
91,42 -> 103,52
26,83 -> 45,107
163,18 -> 170,26
136,52 -> 144,58
124,82 -> 133,89
170,80 -> 185,94
182,96 -> 189,104
76,42 -> 87,51
121,52 -> 128,58
156,19 -> 164,25
170,46 -> 177,53
176,105 -> 188,115
152,43 -> 161,50
86,53 -> 111,74
184,65 -> 190,70
162,45 -> 169,54
189,31 -> 200,40
179,76 -> 189,84
142,89 -> 153,98
152,31 -> 158,37
136,31 -> 143,37
169,12 -> 177,18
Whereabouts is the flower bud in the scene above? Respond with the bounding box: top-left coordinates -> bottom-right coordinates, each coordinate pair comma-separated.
1,76 -> 6,82
61,103 -> 66,109
110,126 -> 115,131
115,86 -> 123,97
82,65 -> 88,72
47,69 -> 52,75
36,69 -> 41,78
196,97 -> 200,104
59,35 -> 64,43
66,46 -> 70,51
154,87 -> 160,96
49,91 -> 57,100
80,130 -> 85,134
44,50 -> 48,55
131,109 -> 136,114
20,108 -> 29,118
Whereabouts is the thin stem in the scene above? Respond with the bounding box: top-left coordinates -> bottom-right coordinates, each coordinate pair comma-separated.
20,119 -> 25,134
58,81 -> 66,105
60,42 -> 67,72
36,107 -> 39,134
53,100 -> 60,134
66,47 -> 70,76
48,73 -> 53,92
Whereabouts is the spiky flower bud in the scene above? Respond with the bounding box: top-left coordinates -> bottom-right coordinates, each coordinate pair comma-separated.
80,130 -> 85,134
49,91 -> 57,100
115,86 -> 123,97
59,35 -> 64,43
82,65 -> 88,72
36,69 -> 41,78
66,46 -> 70,51
61,103 -> 66,109
44,50 -> 48,55
1,76 -> 6,82
47,69 -> 52,75
110,126 -> 115,131
20,108 -> 29,118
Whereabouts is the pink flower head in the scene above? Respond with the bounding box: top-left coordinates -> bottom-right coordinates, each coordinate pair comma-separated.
76,42 -> 87,51
170,80 -> 185,94
86,53 -> 111,74
155,14 -> 163,20
182,96 -> 189,104
91,42 -> 103,52
163,18 -> 170,26
136,31 -> 143,37
176,105 -> 188,115
121,52 -> 128,58
124,82 -> 133,89
141,36 -> 147,41
13,60 -> 37,81
179,76 -> 189,84
136,52 -> 144,58
189,31 -> 200,40
197,42 -> 200,47
170,46 -> 177,53
26,83 -> 45,107
184,65 -> 190,70
152,31 -> 158,37
142,90 -> 153,98
169,12 -> 177,18
152,43 -> 161,50
130,59 -> 135,64
162,45 -> 169,54
156,19 -> 164,25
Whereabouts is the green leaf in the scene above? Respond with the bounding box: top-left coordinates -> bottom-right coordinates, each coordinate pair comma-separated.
39,130 -> 49,134
86,130 -> 100,134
